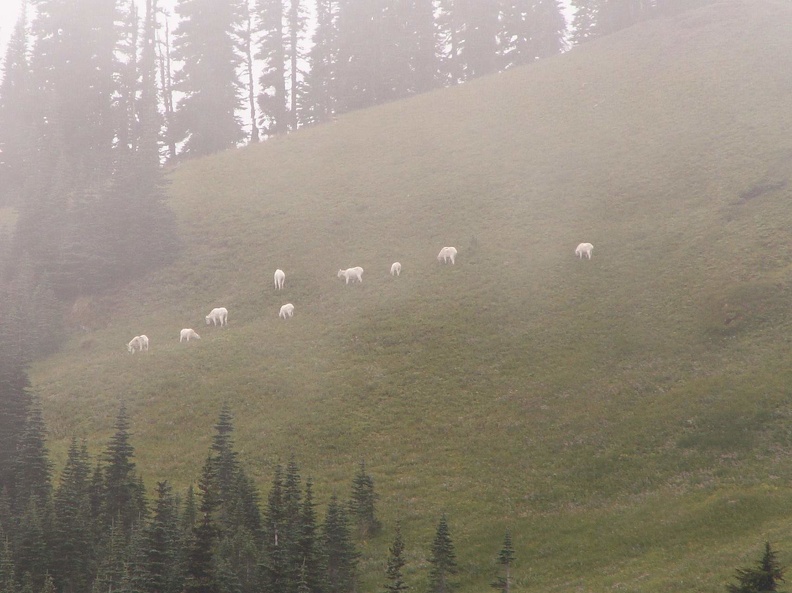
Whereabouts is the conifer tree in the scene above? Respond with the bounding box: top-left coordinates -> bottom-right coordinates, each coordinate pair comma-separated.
184,458 -> 221,593
103,404 -> 145,534
335,0 -> 381,112
260,465 -> 288,593
323,495 -> 358,593
348,461 -> 381,539
456,0 -> 499,80
0,534 -> 18,593
727,541 -> 785,593
383,522 -> 407,593
427,515 -> 457,593
39,574 -> 55,593
302,0 -> 339,125
254,0 -> 288,135
172,0 -> 245,157
91,521 -> 127,593
145,481 -> 183,593
13,499 -> 50,591
0,0 -> 33,207
409,0 -> 437,94
296,478 -> 324,593
51,439 -> 92,593
0,361 -> 30,500
490,530 -> 515,593
240,0 -> 259,142
570,0 -> 598,44
13,399 -> 51,510
286,0 -> 308,129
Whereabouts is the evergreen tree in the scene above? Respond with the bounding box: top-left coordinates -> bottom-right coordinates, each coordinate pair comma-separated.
383,522 -> 407,593
13,399 -> 51,510
0,534 -> 18,593
0,361 -> 30,499
254,0 -> 288,135
240,0 -> 259,142
145,481 -> 183,593
456,0 -> 499,80
570,0 -> 598,45
727,542 -> 785,593
322,495 -> 358,593
183,458 -> 221,593
296,478 -> 324,593
529,0 -> 567,59
409,0 -> 437,94
0,0 -> 33,207
348,461 -> 380,539
51,439 -> 92,593
39,574 -> 55,593
285,0 -> 308,129
435,0 -> 464,86
172,0 -> 245,157
260,465 -> 288,593
335,0 -> 382,112
490,530 -> 514,593
302,0 -> 339,125
427,515 -> 457,593
103,404 -> 145,534
13,499 -> 50,592
91,521 -> 127,593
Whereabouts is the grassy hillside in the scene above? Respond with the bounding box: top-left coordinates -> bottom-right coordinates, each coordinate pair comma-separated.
31,1 -> 792,590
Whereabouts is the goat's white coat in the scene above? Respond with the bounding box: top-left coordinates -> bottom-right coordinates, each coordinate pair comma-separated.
127,335 -> 149,353
337,266 -> 364,284
390,262 -> 402,276
279,303 -> 295,319
437,246 -> 458,264
274,269 -> 285,290
180,328 -> 201,342
575,242 -> 594,259
205,307 -> 229,326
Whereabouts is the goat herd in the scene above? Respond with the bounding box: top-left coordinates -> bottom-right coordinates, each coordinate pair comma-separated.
126,242 -> 594,353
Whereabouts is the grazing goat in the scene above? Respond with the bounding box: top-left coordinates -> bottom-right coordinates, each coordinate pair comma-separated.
279,303 -> 295,319
390,262 -> 402,276
180,328 -> 201,342
205,307 -> 229,326
337,266 -> 364,284
575,242 -> 594,259
437,246 -> 458,264
274,269 -> 285,290
127,335 -> 149,353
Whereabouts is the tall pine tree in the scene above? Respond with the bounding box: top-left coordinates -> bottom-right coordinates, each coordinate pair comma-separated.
172,0 -> 245,156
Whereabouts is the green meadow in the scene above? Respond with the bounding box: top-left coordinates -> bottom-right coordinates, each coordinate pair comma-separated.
31,1 -> 792,590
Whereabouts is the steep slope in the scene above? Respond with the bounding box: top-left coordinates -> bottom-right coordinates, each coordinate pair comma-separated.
32,1 -> 792,590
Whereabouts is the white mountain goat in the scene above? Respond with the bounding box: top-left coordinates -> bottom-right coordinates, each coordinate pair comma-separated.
437,246 -> 458,264
279,303 -> 295,319
180,328 -> 201,342
575,242 -> 594,259
390,262 -> 402,276
337,266 -> 364,284
205,307 -> 229,326
274,268 -> 286,290
127,335 -> 149,353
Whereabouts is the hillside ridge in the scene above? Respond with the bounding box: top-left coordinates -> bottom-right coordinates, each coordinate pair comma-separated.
32,2 -> 792,590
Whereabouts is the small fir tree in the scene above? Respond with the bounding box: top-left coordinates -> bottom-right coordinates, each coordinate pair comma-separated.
323,494 -> 358,593
384,523 -> 408,593
727,541 -> 785,593
428,515 -> 457,593
490,531 -> 515,593
349,461 -> 381,539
